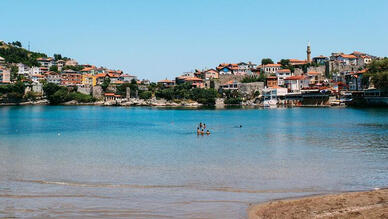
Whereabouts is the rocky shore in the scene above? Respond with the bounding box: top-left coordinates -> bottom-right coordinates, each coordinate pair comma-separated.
248,188 -> 388,219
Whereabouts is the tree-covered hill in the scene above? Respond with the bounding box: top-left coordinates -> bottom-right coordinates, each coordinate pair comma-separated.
0,41 -> 47,67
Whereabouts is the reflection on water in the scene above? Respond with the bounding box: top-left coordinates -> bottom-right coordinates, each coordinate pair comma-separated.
0,106 -> 387,218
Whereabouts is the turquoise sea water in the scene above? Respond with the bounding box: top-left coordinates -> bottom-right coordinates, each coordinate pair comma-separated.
0,106 -> 387,218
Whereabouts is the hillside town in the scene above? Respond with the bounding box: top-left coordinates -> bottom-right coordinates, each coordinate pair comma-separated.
0,40 -> 387,107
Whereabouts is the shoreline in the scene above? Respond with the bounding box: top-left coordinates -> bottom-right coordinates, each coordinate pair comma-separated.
0,99 -> 343,108
248,188 -> 388,219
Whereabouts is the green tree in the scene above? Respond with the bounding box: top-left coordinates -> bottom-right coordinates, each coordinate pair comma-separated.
49,65 -> 58,73
101,77 -> 111,91
139,91 -> 152,99
53,54 -> 62,61
10,65 -> 18,81
364,58 -> 388,91
11,41 -> 22,47
43,83 -> 61,97
261,58 -> 274,65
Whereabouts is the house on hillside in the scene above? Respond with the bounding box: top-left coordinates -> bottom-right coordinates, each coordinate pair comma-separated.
266,76 -> 278,88
158,79 -> 175,87
0,67 -> 11,83
261,64 -> 281,74
37,57 -> 55,69
61,69 -> 82,86
45,71 -> 61,85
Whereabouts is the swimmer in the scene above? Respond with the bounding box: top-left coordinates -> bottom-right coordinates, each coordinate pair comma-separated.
206,130 -> 210,135
203,123 -> 206,129
199,122 -> 203,128
197,127 -> 200,135
201,129 -> 205,135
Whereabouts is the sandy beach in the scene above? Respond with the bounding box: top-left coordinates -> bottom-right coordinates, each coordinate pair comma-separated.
248,188 -> 388,219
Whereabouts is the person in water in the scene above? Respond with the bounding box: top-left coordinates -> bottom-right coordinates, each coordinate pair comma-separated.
201,129 -> 205,135
197,127 -> 201,135
199,122 -> 203,129
203,123 -> 206,129
206,130 -> 210,135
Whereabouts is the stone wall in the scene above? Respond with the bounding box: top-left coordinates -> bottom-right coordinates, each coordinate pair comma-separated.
92,86 -> 103,99
78,86 -> 92,95
239,82 -> 264,98
213,75 -> 245,90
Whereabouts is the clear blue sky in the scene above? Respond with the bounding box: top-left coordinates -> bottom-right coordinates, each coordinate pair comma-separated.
1,0 -> 387,81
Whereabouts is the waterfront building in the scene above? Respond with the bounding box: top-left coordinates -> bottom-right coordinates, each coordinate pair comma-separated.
0,56 -> 4,64
262,86 -> 288,106
104,93 -> 122,102
346,69 -> 366,91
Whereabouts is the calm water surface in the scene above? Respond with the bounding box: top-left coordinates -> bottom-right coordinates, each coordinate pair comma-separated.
0,106 -> 387,218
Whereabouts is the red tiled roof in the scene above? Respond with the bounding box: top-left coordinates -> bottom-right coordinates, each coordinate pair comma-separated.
263,64 -> 281,67
307,71 -> 320,75
158,79 -> 174,83
277,69 -> 291,73
104,93 -> 115,96
285,75 -> 307,80
184,77 -> 203,82
340,54 -> 357,59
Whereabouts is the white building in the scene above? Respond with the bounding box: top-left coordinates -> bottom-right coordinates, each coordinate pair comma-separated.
119,74 -> 137,83
276,69 -> 292,86
17,63 -> 30,76
29,66 -> 41,75
261,64 -> 281,74
37,57 -> 55,68
284,75 -> 310,93
46,72 -> 61,84
31,74 -> 45,83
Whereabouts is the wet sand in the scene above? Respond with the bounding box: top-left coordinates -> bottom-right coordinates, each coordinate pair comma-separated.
248,188 -> 388,219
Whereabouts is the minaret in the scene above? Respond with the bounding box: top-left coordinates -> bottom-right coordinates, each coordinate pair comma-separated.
306,42 -> 311,63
